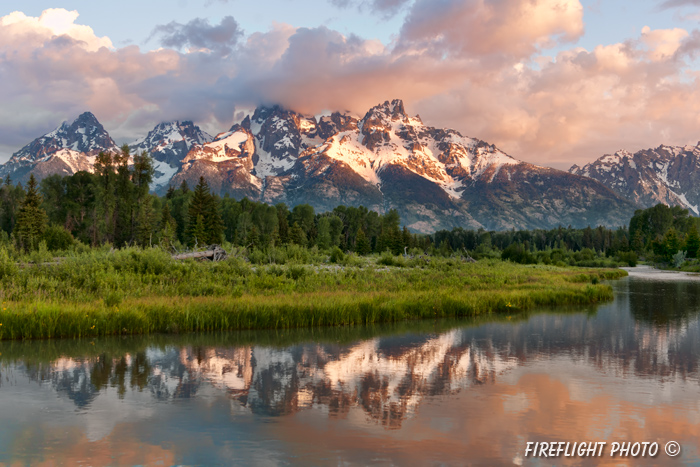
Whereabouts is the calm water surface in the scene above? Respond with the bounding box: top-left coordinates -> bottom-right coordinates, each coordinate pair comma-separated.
2,269 -> 700,466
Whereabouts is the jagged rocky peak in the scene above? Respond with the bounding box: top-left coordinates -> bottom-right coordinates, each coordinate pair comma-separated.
363,99 -> 408,122
8,111 -> 116,164
360,99 -> 424,151
131,121 -> 213,154
53,111 -> 116,154
249,104 -> 317,136
570,143 -> 700,214
130,120 -> 214,173
317,112 -> 358,140
0,111 -> 119,184
12,111 -> 117,162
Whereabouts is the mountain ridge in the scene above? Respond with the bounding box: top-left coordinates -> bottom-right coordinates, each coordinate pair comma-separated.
569,145 -> 700,215
0,101 -> 636,232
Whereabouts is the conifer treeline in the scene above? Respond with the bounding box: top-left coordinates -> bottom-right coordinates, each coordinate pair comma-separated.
431,224 -> 632,256
430,203 -> 700,264
3,148 -> 698,263
1,150 -> 424,253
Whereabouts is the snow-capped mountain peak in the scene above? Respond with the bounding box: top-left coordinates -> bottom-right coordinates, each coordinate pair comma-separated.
129,120 -> 214,189
570,143 -> 700,214
0,111 -> 118,182
130,121 -> 213,161
1,101 -> 636,233
11,111 -> 116,164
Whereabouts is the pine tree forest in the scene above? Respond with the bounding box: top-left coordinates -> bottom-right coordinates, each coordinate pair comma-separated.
2,149 -> 699,269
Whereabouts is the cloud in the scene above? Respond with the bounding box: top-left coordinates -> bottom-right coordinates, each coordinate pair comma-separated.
4,6 -> 700,172
0,8 -> 112,52
658,0 -> 700,8
328,0 -> 413,18
149,16 -> 243,55
398,0 -> 585,61
410,25 -> 700,169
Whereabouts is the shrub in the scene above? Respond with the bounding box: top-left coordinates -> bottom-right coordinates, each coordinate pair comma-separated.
330,247 -> 345,264
43,224 -> 74,251
29,241 -> 53,264
104,291 -> 122,308
672,250 -> 687,269
377,251 -> 406,267
0,247 -> 18,279
287,265 -> 307,280
248,248 -> 266,264
617,251 -> 637,267
285,243 -> 311,264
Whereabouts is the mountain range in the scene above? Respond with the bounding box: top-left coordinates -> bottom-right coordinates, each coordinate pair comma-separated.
2,99 -> 676,233
570,145 -> 700,215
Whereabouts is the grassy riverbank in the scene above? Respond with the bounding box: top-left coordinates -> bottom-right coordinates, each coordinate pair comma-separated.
0,247 -> 626,340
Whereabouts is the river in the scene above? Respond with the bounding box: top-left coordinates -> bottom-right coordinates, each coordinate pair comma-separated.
1,267 -> 699,466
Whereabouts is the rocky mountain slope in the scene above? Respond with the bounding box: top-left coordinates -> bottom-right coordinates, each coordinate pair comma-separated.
129,121 -> 213,190
0,101 -> 637,232
0,112 -> 118,183
570,146 -> 700,215
171,100 -> 634,231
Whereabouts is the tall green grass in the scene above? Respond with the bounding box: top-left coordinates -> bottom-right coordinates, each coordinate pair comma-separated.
0,246 -> 626,340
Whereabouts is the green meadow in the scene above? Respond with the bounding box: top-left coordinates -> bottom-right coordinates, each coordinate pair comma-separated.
0,246 -> 626,340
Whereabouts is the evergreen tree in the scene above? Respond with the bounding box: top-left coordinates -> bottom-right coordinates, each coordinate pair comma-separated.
329,215 -> 344,248
180,180 -> 190,194
204,193 -> 224,245
134,196 -> 158,247
355,227 -> 371,255
93,151 -> 117,244
159,203 -> 178,249
685,224 -> 700,259
189,214 -> 206,248
246,226 -> 260,248
276,203 -> 290,244
14,174 -> 48,251
185,177 -> 223,246
316,217 -> 331,249
166,185 -> 175,199
289,221 -> 307,246
186,177 -> 210,247
402,226 -> 411,250
113,148 -> 134,245
663,228 -> 681,261
131,151 -> 154,198
0,181 -> 23,235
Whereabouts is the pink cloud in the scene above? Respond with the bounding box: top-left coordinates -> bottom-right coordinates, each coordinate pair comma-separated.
398,0 -> 585,61
2,5 -> 700,173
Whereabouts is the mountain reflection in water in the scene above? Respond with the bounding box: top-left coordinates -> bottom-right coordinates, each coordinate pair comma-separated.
1,275 -> 700,465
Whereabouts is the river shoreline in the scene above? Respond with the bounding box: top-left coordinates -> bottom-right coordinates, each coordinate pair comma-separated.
621,265 -> 700,281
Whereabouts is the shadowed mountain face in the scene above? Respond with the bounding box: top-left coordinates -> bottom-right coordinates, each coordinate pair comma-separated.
570,145 -> 700,215
1,101 -> 636,232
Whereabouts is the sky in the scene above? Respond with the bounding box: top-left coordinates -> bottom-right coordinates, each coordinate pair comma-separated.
2,0 -> 700,169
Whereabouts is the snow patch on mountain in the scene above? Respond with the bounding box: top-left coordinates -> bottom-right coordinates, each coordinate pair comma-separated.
305,100 -> 521,199
51,149 -> 97,174
254,146 -> 295,179
152,160 -> 179,188
207,131 -> 248,158
570,144 -> 700,213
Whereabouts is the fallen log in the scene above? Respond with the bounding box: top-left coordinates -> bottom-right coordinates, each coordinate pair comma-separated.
172,245 -> 228,262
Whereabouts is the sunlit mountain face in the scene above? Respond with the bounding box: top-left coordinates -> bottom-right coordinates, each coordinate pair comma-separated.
2,277 -> 700,465
0,100 -> 634,233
